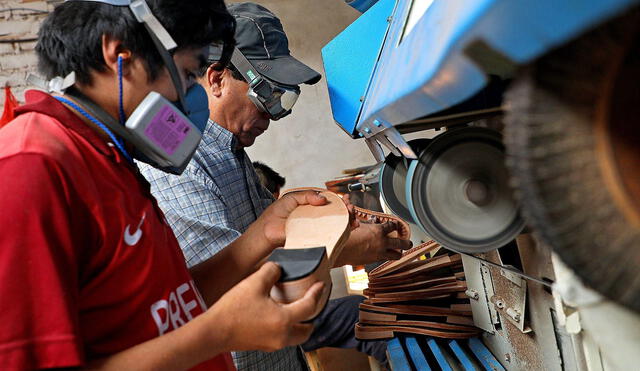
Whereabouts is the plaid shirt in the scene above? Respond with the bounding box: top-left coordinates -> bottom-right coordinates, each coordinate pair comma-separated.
140,120 -> 305,371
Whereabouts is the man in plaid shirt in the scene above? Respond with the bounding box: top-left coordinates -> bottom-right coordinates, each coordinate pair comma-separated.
141,3 -> 411,370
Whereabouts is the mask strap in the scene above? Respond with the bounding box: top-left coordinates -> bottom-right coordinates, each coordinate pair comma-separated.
63,0 -> 189,113
64,87 -> 173,167
55,95 -> 133,163
117,55 -> 126,125
26,72 -> 76,95
146,25 -> 187,110
128,0 -> 188,112
128,0 -> 176,51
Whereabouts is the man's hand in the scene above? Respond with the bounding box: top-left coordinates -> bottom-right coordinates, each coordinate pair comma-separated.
86,262 -> 324,370
333,221 -> 413,267
256,190 -> 328,249
204,262 -> 324,352
191,190 -> 328,306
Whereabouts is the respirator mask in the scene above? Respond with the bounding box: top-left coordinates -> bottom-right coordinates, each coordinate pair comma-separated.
228,47 -> 300,120
35,0 -> 234,174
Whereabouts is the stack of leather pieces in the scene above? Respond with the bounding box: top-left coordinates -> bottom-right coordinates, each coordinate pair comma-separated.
356,241 -> 481,340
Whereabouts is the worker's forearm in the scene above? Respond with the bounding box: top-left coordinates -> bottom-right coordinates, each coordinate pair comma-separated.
192,192 -> 330,305
87,309 -> 229,370
191,220 -> 274,306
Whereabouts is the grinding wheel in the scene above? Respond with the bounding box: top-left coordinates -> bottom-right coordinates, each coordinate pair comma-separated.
406,127 -> 524,253
379,138 -> 432,224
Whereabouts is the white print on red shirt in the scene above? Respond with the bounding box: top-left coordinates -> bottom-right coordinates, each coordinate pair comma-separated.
124,212 -> 146,246
150,280 -> 207,335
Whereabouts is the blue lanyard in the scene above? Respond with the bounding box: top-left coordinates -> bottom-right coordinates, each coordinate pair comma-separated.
55,96 -> 133,163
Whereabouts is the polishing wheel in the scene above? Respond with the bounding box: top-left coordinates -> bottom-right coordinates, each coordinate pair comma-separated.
406,127 -> 524,253
379,138 -> 432,224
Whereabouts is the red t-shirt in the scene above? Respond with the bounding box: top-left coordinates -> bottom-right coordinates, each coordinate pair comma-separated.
0,90 -> 235,370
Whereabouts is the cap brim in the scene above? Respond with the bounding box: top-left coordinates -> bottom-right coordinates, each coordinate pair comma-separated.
249,55 -> 322,86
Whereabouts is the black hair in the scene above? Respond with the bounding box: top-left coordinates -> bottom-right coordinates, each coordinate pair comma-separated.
253,161 -> 285,195
36,0 -> 235,85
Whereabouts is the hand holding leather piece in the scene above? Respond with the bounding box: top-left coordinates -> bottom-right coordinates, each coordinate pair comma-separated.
267,187 -> 412,317
333,221 -> 413,267
276,187 -> 413,267
205,262 -> 325,352
253,190 -> 329,251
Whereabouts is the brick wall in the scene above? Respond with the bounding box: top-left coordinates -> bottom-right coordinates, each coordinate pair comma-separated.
0,0 -> 54,111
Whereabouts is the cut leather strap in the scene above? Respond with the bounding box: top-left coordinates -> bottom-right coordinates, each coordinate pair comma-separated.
355,323 -> 480,340
359,318 -> 478,333
359,308 -> 473,327
358,245 -> 480,340
367,254 -> 463,285
365,276 -> 458,294
369,240 -> 439,278
359,310 -> 397,322
447,315 -> 475,326
451,303 -> 472,312
369,281 -> 467,299
365,283 -> 467,304
359,302 -> 473,316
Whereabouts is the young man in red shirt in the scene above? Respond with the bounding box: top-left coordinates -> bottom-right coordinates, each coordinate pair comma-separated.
0,0 -> 327,369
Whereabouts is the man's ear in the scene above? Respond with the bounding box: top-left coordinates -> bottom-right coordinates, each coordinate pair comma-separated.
205,63 -> 225,97
101,34 -> 132,76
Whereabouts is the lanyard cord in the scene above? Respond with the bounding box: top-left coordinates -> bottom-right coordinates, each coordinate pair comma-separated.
55,95 -> 134,163
118,56 -> 127,125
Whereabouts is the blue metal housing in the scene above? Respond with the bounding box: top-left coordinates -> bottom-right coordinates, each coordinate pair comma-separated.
321,0 -> 395,137
323,0 -> 640,137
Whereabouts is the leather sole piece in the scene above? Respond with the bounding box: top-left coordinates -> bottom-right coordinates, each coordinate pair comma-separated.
272,187 -> 413,319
